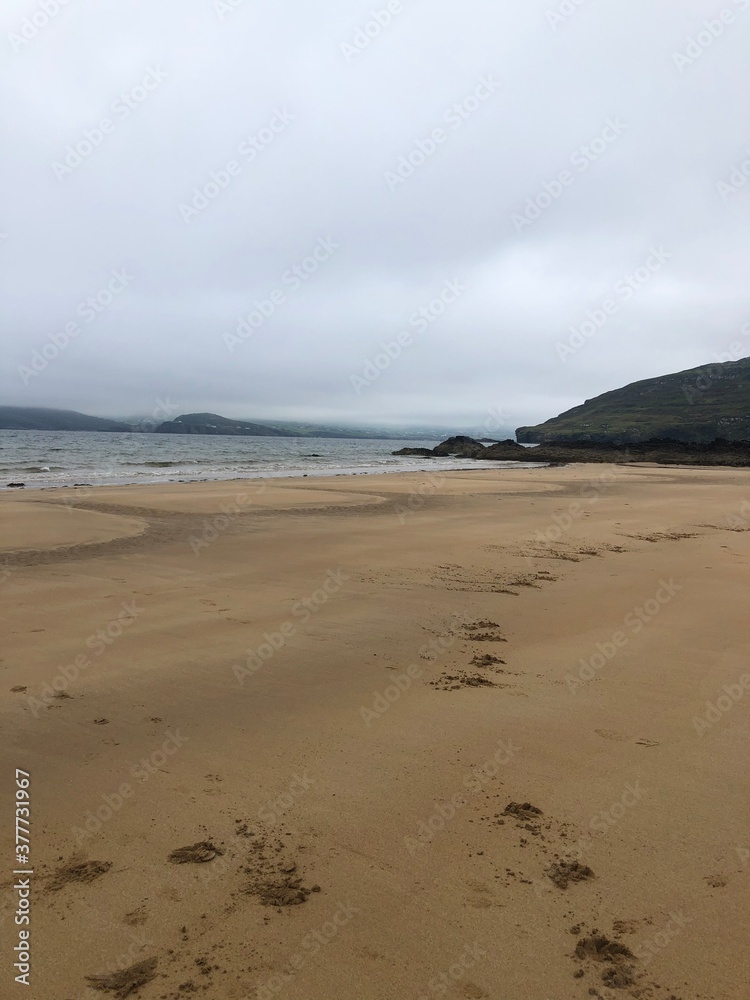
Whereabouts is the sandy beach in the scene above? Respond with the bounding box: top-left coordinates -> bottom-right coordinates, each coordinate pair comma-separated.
2,464 -> 749,1000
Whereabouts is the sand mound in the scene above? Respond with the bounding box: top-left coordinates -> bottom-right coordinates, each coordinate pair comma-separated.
0,501 -> 145,553
546,859 -> 594,889
248,877 -> 318,907
574,934 -> 633,962
502,801 -> 542,821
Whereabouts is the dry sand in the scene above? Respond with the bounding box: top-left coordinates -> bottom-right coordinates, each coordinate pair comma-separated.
1,465 -> 749,1000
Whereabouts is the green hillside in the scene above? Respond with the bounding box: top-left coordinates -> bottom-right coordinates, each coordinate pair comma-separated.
0,406 -> 130,432
154,413 -> 295,436
516,357 -> 750,444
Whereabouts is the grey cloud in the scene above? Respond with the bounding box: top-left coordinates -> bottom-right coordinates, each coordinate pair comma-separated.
1,0 -> 748,431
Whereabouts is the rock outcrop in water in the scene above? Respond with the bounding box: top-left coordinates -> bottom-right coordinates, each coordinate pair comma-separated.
431,436 -> 486,458
394,436 -> 750,467
391,447 -> 435,458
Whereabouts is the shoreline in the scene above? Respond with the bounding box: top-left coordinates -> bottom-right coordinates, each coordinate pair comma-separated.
0,458 -> 546,493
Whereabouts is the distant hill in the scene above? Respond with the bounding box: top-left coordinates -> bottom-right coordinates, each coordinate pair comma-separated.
154,413 -> 295,437
0,406 -> 130,432
264,420 -> 449,440
154,414 -> 455,440
516,357 -> 750,444
0,406 -> 478,440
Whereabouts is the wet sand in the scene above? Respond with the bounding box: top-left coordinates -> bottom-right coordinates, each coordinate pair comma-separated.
1,465 -> 749,999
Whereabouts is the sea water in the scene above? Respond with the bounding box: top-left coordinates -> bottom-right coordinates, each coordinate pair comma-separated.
0,431 -> 539,489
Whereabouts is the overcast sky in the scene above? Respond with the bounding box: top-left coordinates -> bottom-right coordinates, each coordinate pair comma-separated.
1,0 -> 749,432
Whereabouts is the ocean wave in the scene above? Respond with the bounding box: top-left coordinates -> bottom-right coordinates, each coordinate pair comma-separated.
16,465 -> 62,473
121,459 -> 216,467
124,460 -> 182,468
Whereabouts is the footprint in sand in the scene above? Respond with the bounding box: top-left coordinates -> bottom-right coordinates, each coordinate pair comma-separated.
595,728 -> 626,742
46,858 -> 112,893
168,841 -> 224,864
85,956 -> 158,998
123,906 -> 147,926
463,984 -> 489,999
464,880 -> 499,910
705,874 -> 727,888
612,919 -> 640,934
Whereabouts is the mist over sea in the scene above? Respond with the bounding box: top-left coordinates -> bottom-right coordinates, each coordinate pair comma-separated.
0,431 -> 536,490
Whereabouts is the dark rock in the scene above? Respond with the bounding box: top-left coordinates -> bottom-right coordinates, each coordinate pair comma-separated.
482,439 -> 526,460
432,436 -> 486,458
7,482 -> 25,488
392,448 -> 435,457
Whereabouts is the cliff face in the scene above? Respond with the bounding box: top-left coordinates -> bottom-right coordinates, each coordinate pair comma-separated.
154,413 -> 294,437
516,357 -> 750,444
